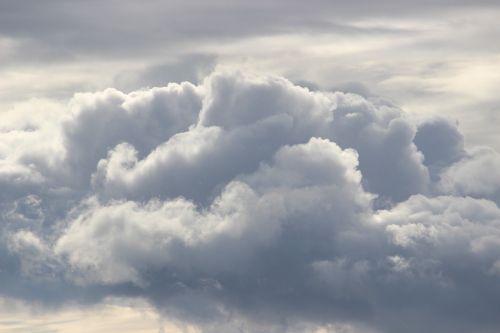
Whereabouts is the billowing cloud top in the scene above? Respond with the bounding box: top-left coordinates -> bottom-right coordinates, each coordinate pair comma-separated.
1,71 -> 500,333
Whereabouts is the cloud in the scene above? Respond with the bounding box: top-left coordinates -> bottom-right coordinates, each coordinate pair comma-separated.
1,70 -> 500,332
63,82 -> 202,188
374,195 -> 500,333
414,117 -> 466,181
0,296 -> 169,333
2,0 -> 500,157
438,147 -> 500,204
113,54 -> 217,92
104,72 -> 429,204
57,137 -> 369,287
0,0 -> 474,60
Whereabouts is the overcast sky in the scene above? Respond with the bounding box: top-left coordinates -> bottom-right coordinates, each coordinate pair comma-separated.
1,1 -> 500,333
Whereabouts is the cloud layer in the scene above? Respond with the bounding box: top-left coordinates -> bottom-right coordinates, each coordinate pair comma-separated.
1,71 -> 500,332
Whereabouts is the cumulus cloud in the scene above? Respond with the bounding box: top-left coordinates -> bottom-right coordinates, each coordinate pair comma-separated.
1,70 -> 500,332
414,117 -> 466,180
439,147 -> 500,204
57,137 -> 369,291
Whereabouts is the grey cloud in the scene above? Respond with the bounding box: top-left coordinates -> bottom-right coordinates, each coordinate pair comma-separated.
1,71 -> 500,332
330,81 -> 372,97
328,97 -> 429,203
374,195 -> 500,333
414,118 -> 466,181
57,138 -> 370,284
63,82 -> 202,188
1,0 -> 497,64
84,71 -> 428,204
113,54 -> 217,92
439,147 -> 500,204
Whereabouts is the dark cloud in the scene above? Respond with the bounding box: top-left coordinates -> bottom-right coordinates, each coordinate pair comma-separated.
414,118 -> 466,181
1,71 -> 500,332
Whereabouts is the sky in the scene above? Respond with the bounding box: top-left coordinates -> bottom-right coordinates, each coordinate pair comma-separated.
1,1 -> 500,332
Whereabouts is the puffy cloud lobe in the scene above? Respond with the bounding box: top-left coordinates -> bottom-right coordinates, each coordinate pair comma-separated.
57,137 -> 370,288
329,98 -> 429,203
414,118 -> 466,181
439,147 -> 500,204
1,70 -> 500,332
56,139 -> 370,283
7,230 -> 55,278
374,195 -> 500,332
56,137 -> 378,327
89,71 -> 428,204
64,83 -> 202,187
